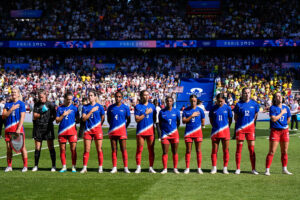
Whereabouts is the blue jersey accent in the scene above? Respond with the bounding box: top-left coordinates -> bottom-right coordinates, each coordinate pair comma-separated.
56,104 -> 78,135
234,100 -> 259,130
134,103 -> 156,135
159,108 -> 180,137
182,106 -> 205,135
4,100 -> 26,133
82,103 -> 105,132
270,105 -> 291,129
107,104 -> 130,133
209,104 -> 233,134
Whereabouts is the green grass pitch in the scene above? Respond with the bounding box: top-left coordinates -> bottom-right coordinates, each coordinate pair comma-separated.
0,122 -> 299,200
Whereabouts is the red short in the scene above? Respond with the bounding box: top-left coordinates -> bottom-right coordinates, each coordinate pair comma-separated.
5,132 -> 25,142
136,134 -> 154,142
236,132 -> 255,141
109,135 -> 127,140
161,137 -> 179,144
58,134 -> 77,143
185,137 -> 203,143
84,132 -> 103,140
270,128 -> 289,142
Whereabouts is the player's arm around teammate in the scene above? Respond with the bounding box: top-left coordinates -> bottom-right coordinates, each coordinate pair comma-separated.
182,95 -> 205,174
80,91 -> 105,173
159,97 -> 181,174
56,92 -> 79,173
107,92 -> 131,174
209,93 -> 232,174
265,92 -> 292,176
233,88 -> 259,175
2,88 -> 28,172
134,90 -> 156,174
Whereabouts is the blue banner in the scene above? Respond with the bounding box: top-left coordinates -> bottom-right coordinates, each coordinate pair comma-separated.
1,39 -> 300,48
176,78 -> 215,111
188,1 -> 220,9
10,10 -> 43,18
5,64 -> 30,70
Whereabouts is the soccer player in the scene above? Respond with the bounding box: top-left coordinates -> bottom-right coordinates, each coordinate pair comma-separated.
265,92 -> 292,176
209,93 -> 232,174
182,95 -> 205,174
234,87 -> 259,175
80,91 -> 105,173
134,90 -> 156,173
32,90 -> 56,172
2,88 -> 28,172
159,97 -> 180,174
56,92 -> 79,173
107,91 -> 131,173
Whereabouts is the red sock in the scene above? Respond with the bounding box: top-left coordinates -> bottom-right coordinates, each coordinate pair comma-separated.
281,153 -> 288,167
248,145 -> 256,170
211,148 -> 218,166
112,150 -> 117,167
162,154 -> 168,169
83,151 -> 89,166
173,153 -> 178,169
148,146 -> 155,167
98,150 -> 103,166
223,148 -> 229,167
197,151 -> 202,168
266,153 -> 274,168
71,149 -> 77,166
122,150 -> 128,167
185,152 -> 191,168
136,145 -> 143,165
236,143 -> 243,169
7,157 -> 12,167
23,157 -> 28,168
60,149 -> 66,166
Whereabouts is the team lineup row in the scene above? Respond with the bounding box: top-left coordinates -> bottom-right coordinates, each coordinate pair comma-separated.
2,88 -> 293,176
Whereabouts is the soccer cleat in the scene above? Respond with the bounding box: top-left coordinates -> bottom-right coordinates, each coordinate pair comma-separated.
80,168 -> 87,174
51,167 -> 56,172
173,168 -> 180,174
60,168 -> 67,173
98,166 -> 103,173
210,166 -> 217,174
149,167 -> 156,174
135,165 -> 141,174
184,168 -> 190,174
124,167 -> 131,174
235,169 -> 241,175
32,166 -> 38,172
197,168 -> 203,174
265,168 -> 271,176
252,170 -> 259,175
4,167 -> 12,172
72,166 -> 77,173
223,167 -> 229,174
161,169 -> 168,174
22,167 -> 28,173
282,168 -> 293,175
110,167 -> 117,174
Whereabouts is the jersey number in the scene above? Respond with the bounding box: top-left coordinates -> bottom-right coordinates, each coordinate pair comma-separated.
91,113 -> 94,119
245,110 -> 250,117
168,119 -> 172,125
218,115 -> 223,121
280,116 -> 284,122
191,117 -> 195,123
115,114 -> 118,120
65,115 -> 68,120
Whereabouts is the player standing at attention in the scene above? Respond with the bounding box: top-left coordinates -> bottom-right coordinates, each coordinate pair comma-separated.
159,97 -> 181,174
265,92 -> 292,176
209,93 -> 232,174
2,88 -> 28,172
182,95 -> 205,174
234,87 -> 260,175
80,90 -> 105,173
32,90 -> 56,172
134,90 -> 156,173
107,92 -> 131,173
56,92 -> 79,173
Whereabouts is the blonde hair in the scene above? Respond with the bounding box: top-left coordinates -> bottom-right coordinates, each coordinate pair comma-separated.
11,87 -> 23,102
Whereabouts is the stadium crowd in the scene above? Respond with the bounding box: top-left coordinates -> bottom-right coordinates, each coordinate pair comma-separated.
0,0 -> 299,39
0,53 -> 299,112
